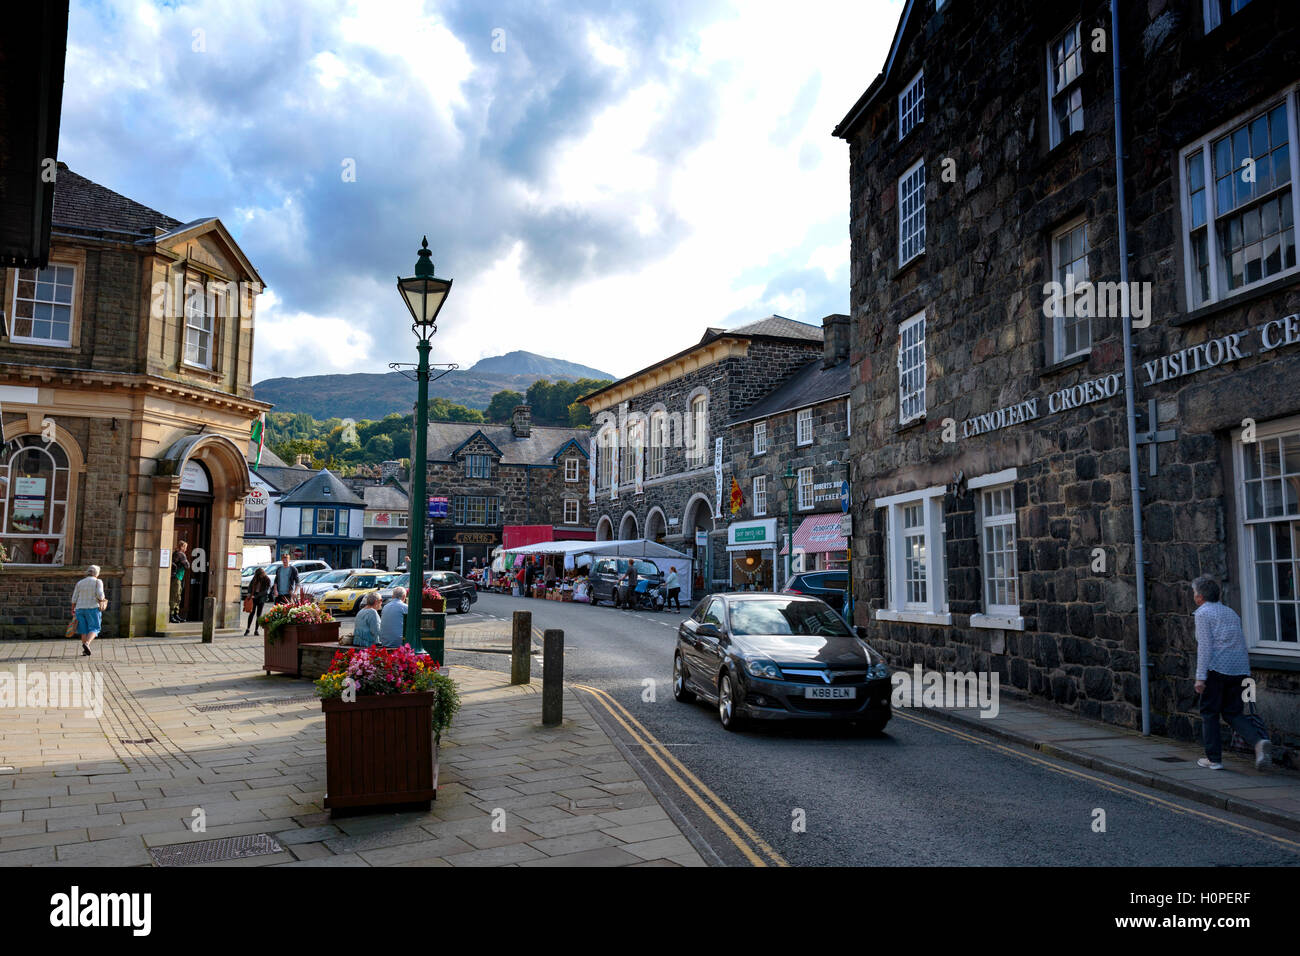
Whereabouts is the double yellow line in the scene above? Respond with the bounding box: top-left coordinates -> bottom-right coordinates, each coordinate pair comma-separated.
574,683 -> 788,867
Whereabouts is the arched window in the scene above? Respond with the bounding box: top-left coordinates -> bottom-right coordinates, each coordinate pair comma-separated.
1,436 -> 71,565
688,395 -> 708,467
598,429 -> 614,489
649,411 -> 666,477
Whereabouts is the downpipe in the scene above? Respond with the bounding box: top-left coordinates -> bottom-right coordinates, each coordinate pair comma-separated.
1112,0 -> 1152,735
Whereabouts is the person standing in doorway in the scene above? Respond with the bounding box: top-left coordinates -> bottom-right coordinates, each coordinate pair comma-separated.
71,564 -> 106,656
170,541 -> 190,623
666,566 -> 681,611
244,566 -> 271,636
272,553 -> 299,604
1192,575 -> 1272,770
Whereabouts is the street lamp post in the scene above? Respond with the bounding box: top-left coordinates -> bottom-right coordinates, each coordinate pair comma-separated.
397,237 -> 452,654
780,464 -> 797,588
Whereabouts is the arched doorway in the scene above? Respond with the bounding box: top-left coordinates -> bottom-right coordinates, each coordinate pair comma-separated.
596,515 -> 614,541
618,511 -> 639,540
683,494 -> 714,594
645,507 -> 667,543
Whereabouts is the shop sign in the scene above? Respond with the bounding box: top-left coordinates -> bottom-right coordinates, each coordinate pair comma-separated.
453,532 -> 497,545
729,518 -> 776,547
11,477 -> 46,532
179,462 -> 209,493
244,487 -> 269,512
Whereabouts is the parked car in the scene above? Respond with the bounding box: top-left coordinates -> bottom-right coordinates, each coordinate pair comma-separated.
587,558 -> 663,607
376,571 -> 433,605
783,570 -> 850,612
673,593 -> 892,733
319,571 -> 392,615
302,568 -> 360,603
375,570 -> 477,613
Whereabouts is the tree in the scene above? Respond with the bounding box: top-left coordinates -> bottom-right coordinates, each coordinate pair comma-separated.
487,390 -> 524,422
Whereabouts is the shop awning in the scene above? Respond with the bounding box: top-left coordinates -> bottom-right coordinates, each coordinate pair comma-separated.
780,513 -> 847,555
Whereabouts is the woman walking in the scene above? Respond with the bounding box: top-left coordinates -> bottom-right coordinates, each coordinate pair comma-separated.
244,566 -> 271,636
71,565 -> 106,656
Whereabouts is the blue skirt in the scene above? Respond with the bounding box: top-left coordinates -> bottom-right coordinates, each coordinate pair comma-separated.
75,608 -> 102,636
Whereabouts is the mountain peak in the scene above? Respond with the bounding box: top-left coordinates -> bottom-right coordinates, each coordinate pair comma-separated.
466,351 -> 612,380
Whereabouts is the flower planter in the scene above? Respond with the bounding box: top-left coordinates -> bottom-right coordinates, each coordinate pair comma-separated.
265,621 -> 341,677
422,596 -> 446,612
322,691 -> 437,812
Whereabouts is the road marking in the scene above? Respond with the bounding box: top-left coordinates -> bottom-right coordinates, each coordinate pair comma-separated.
574,683 -> 788,867
895,710 -> 1300,852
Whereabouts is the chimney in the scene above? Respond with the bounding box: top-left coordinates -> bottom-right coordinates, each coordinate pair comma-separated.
294,454 -> 313,468
822,313 -> 850,369
380,460 -> 404,481
511,404 -> 532,438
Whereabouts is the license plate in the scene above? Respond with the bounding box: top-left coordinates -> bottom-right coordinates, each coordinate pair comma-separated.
804,686 -> 855,699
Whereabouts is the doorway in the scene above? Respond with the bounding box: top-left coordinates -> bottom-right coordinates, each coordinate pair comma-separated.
174,498 -> 211,622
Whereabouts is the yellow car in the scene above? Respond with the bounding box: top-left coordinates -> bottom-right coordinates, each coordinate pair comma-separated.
319,572 -> 395,615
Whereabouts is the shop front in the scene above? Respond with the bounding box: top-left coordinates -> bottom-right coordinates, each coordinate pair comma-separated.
782,512 -> 850,573
432,527 -> 500,576
727,518 -> 777,592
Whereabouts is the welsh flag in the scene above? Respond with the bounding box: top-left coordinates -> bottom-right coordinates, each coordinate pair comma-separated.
729,476 -> 743,515
250,413 -> 265,470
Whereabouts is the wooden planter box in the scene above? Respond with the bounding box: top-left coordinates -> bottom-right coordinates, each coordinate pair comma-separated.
421,596 -> 447,612
322,691 -> 437,812
264,621 -> 340,677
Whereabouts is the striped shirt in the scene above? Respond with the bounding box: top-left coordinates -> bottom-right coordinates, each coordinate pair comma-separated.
1194,600 -> 1251,680
71,576 -> 105,610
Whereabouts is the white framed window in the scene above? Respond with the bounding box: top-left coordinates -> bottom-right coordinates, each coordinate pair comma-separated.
1050,218 -> 1091,362
338,509 -> 349,536
753,475 -> 767,517
796,408 -> 813,446
464,454 -> 491,479
898,70 -> 924,140
9,264 -> 75,347
620,421 -> 640,485
649,411 -> 667,477
0,435 -> 71,565
300,509 -> 313,535
797,466 -> 814,511
244,509 -> 266,535
753,421 -> 768,456
565,457 -> 579,482
688,395 -> 708,467
898,311 -> 926,425
898,159 -> 926,265
876,484 -> 950,624
1180,91 -> 1298,310
316,508 -> 335,535
1047,21 -> 1084,149
974,476 -> 1022,627
598,430 -> 614,489
1234,416 -> 1300,652
487,496 -> 500,525
564,499 -> 579,524
184,282 -> 215,369
465,496 -> 487,526
1204,0 -> 1255,33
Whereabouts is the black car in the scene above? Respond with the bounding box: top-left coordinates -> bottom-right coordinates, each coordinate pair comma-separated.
673,593 -> 892,733
783,570 -> 850,612
587,557 -> 663,607
377,570 -> 477,613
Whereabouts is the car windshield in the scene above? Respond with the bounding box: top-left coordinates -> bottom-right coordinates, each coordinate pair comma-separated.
727,599 -> 853,637
317,571 -> 350,585
343,574 -> 383,589
300,570 -> 328,584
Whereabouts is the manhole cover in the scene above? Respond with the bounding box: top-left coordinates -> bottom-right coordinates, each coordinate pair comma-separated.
149,833 -> 284,867
119,738 -> 155,745
1154,756 -> 1185,763
196,696 -> 317,712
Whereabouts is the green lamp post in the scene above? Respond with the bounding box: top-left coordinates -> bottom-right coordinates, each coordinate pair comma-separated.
780,464 -> 797,587
397,237 -> 452,654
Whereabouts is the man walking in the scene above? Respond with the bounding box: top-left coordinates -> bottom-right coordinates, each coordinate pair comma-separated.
170,541 -> 190,623
1191,575 -> 1271,770
379,586 -> 408,648
272,553 -> 299,604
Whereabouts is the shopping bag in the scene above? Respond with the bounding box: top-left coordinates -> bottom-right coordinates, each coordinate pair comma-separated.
65,615 -> 77,638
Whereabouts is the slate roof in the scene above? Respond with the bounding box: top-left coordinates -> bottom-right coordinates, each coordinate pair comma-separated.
723,315 -> 823,342
276,469 -> 365,506
361,482 -> 409,510
730,359 -> 851,426
426,421 -> 590,465
51,166 -> 182,237
254,465 -> 314,493
248,441 -> 289,469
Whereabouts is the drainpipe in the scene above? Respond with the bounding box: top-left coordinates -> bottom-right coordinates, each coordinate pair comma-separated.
1111,0 -> 1152,735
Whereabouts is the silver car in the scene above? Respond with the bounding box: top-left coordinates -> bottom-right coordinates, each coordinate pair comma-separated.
301,568 -> 361,603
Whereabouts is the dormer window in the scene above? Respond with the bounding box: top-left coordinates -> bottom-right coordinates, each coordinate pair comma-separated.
465,454 -> 491,479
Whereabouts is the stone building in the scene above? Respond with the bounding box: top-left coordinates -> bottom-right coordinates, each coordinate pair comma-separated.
834,0 -> 1300,748
581,316 -> 825,591
0,166 -> 267,636
727,314 -> 852,591
424,405 -> 591,574
342,474 -> 410,570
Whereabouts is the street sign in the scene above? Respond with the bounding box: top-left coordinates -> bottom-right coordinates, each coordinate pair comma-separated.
695,530 -> 708,547
840,513 -> 852,538
840,480 -> 850,513
243,487 -> 268,512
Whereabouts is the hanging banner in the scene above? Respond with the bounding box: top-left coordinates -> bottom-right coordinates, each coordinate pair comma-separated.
634,421 -> 644,495
713,437 -> 723,517
611,439 -> 620,502
588,444 -> 596,504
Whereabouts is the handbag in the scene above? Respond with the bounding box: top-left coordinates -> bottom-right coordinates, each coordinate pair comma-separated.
66,615 -> 77,638
243,595 -> 254,613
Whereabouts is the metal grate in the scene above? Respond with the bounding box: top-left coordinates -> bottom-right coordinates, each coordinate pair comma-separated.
119,738 -> 155,745
149,833 -> 285,867
195,696 -> 318,713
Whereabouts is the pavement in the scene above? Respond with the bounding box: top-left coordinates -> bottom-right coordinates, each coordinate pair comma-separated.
0,625 -> 705,867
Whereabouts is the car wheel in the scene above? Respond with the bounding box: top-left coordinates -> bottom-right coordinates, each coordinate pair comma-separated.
718,672 -> 744,731
457,596 -> 471,614
672,654 -> 695,703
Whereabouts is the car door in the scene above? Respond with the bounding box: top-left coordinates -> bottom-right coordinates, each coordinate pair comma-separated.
679,599 -> 711,692
684,598 -> 726,695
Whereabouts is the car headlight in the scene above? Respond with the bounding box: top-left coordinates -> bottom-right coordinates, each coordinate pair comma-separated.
867,662 -> 891,680
745,659 -> 784,680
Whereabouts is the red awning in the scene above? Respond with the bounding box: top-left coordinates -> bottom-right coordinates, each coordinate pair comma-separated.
780,513 -> 847,555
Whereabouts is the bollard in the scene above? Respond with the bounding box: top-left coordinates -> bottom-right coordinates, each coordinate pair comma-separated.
202,596 -> 216,644
542,628 -> 563,727
511,610 -> 532,685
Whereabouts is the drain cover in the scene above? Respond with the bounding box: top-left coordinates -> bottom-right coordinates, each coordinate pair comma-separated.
119,738 -> 156,745
196,696 -> 317,712
149,833 -> 284,867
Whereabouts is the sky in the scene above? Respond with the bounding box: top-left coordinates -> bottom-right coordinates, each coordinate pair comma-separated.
61,0 -> 901,383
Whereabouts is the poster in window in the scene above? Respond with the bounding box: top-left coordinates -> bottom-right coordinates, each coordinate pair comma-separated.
11,477 -> 47,532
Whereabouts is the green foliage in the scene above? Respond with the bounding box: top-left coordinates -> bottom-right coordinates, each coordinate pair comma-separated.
522,378 -> 610,426
486,390 -> 524,422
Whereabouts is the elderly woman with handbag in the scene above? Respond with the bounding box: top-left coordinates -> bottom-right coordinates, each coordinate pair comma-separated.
71,564 -> 107,656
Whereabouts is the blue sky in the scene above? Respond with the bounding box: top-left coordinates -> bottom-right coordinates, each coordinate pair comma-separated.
61,0 -> 901,382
